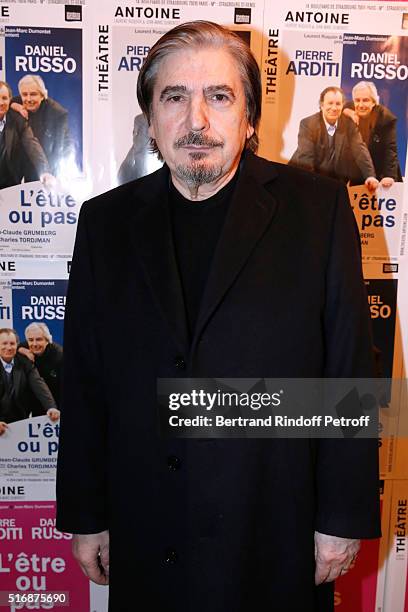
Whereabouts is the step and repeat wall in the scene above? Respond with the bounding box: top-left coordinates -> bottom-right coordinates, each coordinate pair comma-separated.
0,0 -> 407,610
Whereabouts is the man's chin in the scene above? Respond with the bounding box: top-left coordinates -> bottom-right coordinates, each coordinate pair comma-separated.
175,161 -> 223,187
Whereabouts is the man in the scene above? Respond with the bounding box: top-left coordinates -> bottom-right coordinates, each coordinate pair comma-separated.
343,81 -> 402,186
0,81 -> 51,189
18,322 -> 63,407
57,22 -> 380,612
11,75 -> 75,179
0,328 -> 60,436
290,86 -> 378,190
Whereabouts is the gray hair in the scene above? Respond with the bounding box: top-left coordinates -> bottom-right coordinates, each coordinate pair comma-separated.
18,75 -> 48,100
24,322 -> 52,343
352,81 -> 379,105
137,20 -> 261,154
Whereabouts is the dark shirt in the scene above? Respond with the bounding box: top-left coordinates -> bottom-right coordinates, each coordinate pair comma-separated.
169,174 -> 238,335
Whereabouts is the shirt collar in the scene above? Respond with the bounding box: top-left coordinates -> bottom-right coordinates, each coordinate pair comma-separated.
1,357 -> 14,370
323,116 -> 338,133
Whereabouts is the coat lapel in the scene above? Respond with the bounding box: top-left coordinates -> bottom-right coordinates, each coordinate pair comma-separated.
368,107 -> 379,145
192,154 -> 279,350
11,363 -> 22,397
132,154 -> 279,354
4,118 -> 14,163
132,167 -> 189,353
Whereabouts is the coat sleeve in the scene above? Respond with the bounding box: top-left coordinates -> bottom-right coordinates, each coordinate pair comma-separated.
378,113 -> 400,180
315,183 -> 381,539
56,203 -> 109,534
17,116 -> 50,178
347,118 -> 376,181
55,109 -> 75,164
25,360 -> 57,415
289,118 -> 316,172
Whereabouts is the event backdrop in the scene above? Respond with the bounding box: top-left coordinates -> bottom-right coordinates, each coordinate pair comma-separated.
0,0 -> 407,610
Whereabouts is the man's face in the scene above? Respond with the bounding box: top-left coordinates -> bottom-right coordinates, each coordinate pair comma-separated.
26,330 -> 48,356
320,90 -> 343,125
0,333 -> 17,363
353,87 -> 376,118
148,46 -> 254,190
20,82 -> 44,113
0,86 -> 11,121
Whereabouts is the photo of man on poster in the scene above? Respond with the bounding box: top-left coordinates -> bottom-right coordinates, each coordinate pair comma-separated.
289,86 -> 379,190
18,322 -> 63,409
0,80 -> 54,190
343,81 -> 403,187
0,328 -> 60,435
11,75 -> 76,180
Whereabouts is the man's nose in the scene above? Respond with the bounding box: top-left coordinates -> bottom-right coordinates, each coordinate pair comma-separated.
186,97 -> 209,132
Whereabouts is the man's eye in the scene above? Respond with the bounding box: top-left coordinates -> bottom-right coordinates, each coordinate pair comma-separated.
167,95 -> 184,103
211,93 -> 229,102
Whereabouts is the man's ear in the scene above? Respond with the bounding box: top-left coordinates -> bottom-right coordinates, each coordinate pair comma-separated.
246,124 -> 254,140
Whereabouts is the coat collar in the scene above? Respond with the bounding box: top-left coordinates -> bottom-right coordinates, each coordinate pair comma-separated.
132,151 -> 279,354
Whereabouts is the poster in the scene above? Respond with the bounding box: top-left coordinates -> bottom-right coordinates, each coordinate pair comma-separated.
0,1 -> 92,260
349,182 -> 405,261
259,0 -> 408,170
11,279 -> 67,346
363,260 -> 403,478
91,0 -> 266,194
383,480 -> 408,612
0,502 -> 90,611
4,24 -> 83,176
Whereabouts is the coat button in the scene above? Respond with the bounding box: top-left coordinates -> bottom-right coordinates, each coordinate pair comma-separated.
167,455 -> 181,471
174,355 -> 186,370
164,548 -> 178,563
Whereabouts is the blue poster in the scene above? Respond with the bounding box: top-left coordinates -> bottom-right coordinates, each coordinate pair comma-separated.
341,33 -> 407,174
5,26 -> 83,173
11,279 -> 67,346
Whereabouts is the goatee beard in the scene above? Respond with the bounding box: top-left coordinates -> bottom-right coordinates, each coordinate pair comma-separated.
175,160 -> 223,187
173,131 -> 224,187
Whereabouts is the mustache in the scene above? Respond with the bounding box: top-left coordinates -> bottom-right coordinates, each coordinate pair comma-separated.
174,132 -> 224,149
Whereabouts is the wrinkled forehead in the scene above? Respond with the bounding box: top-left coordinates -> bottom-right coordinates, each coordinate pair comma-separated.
322,91 -> 343,104
20,80 -> 43,94
0,86 -> 10,98
27,330 -> 46,339
353,86 -> 373,100
153,46 -> 243,93
0,332 -> 16,343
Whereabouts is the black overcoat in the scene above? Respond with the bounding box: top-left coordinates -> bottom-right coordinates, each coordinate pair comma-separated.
56,152 -> 380,612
